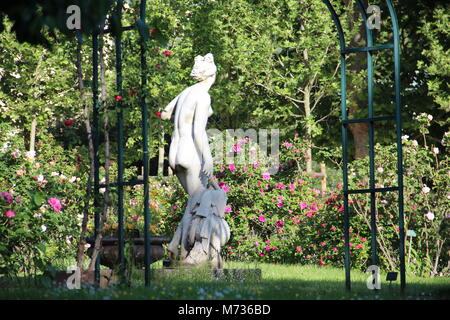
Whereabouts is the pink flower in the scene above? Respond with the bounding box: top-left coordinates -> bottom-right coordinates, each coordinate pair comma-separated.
361,237 -> 367,242
224,206 -> 232,213
259,253 -> 265,257
422,186 -> 430,194
48,197 -> 62,212
321,241 -> 326,246
16,169 -> 26,176
276,183 -> 285,189
282,141 -> 293,148
338,205 -> 344,212
163,50 -> 172,56
265,246 -> 271,252
333,247 -> 338,252
4,210 -> 15,218
254,241 -> 260,246
296,246 -> 303,253
276,202 -> 283,208
355,244 -> 363,249
253,161 -> 259,168
258,215 -> 266,223
262,172 -> 271,180
289,184 -> 296,190
300,202 -> 308,209
276,220 -> 284,227
228,164 -> 236,171
221,184 -> 230,192
331,227 -> 336,231
243,167 -> 248,172
233,144 -> 241,152
0,192 -> 13,205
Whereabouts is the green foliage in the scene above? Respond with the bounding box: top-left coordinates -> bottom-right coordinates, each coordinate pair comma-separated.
0,122 -> 88,277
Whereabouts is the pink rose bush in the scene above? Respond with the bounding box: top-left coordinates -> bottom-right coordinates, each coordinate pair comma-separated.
0,124 -> 86,277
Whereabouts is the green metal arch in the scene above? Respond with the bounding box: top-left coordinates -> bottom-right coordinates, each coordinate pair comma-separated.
322,0 -> 405,291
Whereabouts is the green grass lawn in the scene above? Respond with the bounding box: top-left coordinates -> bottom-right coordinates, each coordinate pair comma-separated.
1,262 -> 449,300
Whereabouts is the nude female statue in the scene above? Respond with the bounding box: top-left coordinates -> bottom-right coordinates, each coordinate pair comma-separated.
161,53 -> 216,197
161,53 -> 230,265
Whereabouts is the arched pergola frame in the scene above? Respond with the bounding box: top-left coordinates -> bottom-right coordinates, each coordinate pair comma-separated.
322,0 -> 405,291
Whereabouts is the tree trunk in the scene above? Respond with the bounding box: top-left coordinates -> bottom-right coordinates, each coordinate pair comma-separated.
304,84 -> 313,173
348,122 -> 369,158
158,125 -> 165,176
88,27 -> 109,272
345,0 -> 369,159
29,117 -> 37,161
74,32 -> 95,274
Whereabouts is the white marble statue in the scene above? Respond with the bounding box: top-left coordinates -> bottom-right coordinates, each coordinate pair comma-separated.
161,53 -> 230,268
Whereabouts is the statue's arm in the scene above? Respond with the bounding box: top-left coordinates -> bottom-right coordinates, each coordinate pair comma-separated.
193,95 -> 213,176
161,94 -> 179,120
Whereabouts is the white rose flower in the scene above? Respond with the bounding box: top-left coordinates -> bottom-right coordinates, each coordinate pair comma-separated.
401,135 -> 409,141
377,167 -> 384,173
412,140 -> 418,146
422,186 -> 430,194
426,212 -> 435,221
432,147 -> 439,154
25,150 -> 36,159
427,114 -> 433,121
41,225 -> 47,232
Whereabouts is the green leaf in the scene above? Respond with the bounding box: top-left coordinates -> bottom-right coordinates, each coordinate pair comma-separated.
32,192 -> 45,207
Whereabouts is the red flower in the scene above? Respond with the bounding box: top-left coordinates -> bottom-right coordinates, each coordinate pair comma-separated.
154,112 -> 161,117
115,95 -> 122,101
150,28 -> 157,37
64,120 -> 74,126
129,88 -> 137,97
163,50 -> 171,57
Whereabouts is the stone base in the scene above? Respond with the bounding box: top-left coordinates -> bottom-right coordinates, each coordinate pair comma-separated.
152,268 -> 262,281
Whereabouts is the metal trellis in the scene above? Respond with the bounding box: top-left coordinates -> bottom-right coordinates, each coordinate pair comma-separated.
92,0 -> 152,286
322,0 -> 406,291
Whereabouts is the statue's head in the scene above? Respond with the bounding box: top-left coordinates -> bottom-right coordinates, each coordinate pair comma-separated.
190,53 -> 217,82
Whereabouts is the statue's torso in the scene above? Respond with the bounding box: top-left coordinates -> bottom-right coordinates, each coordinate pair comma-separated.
169,84 -> 211,169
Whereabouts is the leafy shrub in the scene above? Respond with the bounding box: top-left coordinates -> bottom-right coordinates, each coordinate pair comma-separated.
0,123 -> 87,276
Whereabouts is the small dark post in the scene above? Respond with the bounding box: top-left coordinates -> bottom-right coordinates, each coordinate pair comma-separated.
92,29 -> 101,286
139,0 -> 152,286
